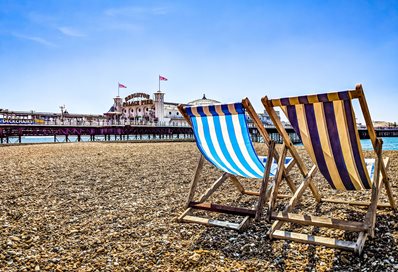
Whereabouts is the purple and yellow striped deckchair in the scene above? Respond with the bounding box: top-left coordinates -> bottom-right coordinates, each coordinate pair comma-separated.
176,98 -> 296,231
262,84 -> 396,254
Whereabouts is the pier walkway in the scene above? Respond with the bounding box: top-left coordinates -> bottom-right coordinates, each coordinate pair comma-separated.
0,123 -> 397,144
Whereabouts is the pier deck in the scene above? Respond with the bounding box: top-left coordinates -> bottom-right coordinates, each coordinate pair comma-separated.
0,124 -> 397,144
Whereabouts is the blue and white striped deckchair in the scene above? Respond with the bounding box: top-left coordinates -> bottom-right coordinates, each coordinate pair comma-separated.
263,84 -> 396,254
177,98 -> 295,231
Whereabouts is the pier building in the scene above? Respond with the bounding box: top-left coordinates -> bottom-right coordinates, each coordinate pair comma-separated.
105,91 -> 222,126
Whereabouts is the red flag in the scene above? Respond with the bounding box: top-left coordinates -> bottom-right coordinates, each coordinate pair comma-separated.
118,83 -> 127,88
159,75 -> 168,81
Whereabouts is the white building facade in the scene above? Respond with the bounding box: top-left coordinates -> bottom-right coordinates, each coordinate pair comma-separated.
105,91 -> 220,126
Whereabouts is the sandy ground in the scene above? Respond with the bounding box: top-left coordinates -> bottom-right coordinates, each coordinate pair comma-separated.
0,142 -> 397,271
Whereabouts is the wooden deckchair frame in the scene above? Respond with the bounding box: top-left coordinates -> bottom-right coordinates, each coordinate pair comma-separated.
176,97 -> 305,231
262,84 -> 396,254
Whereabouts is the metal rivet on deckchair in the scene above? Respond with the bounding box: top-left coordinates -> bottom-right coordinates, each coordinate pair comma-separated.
263,84 -> 396,254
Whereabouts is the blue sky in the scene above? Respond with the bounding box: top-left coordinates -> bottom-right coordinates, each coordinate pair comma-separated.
0,0 -> 397,122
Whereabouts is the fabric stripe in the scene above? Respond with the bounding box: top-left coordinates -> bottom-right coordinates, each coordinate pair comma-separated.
313,103 -> 346,190
289,97 -> 300,105
214,107 -> 261,177
202,106 -> 246,177
307,95 -> 319,104
303,103 -> 337,189
229,107 -> 264,177
280,98 -> 290,106
327,92 -> 340,101
333,101 -> 364,190
294,104 -> 317,164
208,105 -> 248,177
317,93 -> 329,103
271,99 -> 282,107
342,100 -> 372,188
205,105 -> 256,177
286,105 -> 301,139
192,107 -> 232,173
323,102 -> 356,190
221,105 -> 263,177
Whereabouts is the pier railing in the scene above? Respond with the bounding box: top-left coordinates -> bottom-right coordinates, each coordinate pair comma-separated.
1,121 -> 397,144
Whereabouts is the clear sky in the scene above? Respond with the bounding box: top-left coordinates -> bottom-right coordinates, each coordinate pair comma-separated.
0,0 -> 397,122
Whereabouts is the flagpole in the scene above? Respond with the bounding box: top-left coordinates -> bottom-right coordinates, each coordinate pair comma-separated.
158,75 -> 160,91
118,83 -> 120,97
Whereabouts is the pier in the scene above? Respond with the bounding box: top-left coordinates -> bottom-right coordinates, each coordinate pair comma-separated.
2,123 -> 396,144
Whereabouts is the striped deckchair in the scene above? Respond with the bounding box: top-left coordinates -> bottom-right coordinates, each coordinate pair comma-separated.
262,84 -> 396,254
177,98 -> 298,231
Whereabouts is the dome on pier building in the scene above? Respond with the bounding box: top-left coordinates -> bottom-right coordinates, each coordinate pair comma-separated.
187,94 -> 220,106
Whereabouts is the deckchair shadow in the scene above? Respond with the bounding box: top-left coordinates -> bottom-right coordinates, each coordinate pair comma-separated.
176,98 -> 310,231
263,84 -> 396,254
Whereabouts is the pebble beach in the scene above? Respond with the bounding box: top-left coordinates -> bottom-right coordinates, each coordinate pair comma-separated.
1,142 -> 397,271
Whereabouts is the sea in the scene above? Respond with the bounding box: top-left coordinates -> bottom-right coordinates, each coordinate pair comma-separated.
3,136 -> 398,150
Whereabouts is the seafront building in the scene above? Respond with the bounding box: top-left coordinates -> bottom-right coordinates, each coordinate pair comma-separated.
0,89 -> 293,127
105,90 -> 222,126
104,90 -> 278,127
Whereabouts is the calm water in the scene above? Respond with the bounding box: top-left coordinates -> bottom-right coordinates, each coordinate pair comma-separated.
3,136 -> 398,150
294,137 -> 398,151
360,137 -> 398,151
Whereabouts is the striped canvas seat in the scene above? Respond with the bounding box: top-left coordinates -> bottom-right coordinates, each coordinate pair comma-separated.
269,91 -> 373,190
263,85 -> 396,254
185,103 -> 293,179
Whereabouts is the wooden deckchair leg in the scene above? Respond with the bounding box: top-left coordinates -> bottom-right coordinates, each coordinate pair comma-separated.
255,141 -> 276,221
229,175 -> 245,194
185,155 -> 205,208
355,232 -> 368,255
380,157 -> 396,210
284,175 -> 297,194
365,140 -> 383,238
269,165 -> 318,237
197,172 -> 230,203
267,144 -> 288,222
357,86 -> 394,211
308,181 -> 322,203
383,176 -> 396,211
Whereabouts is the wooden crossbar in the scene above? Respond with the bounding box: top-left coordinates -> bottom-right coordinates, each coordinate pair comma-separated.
320,198 -> 391,208
272,230 -> 358,252
243,190 -> 291,199
181,215 -> 244,231
272,212 -> 367,232
188,202 -> 257,217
